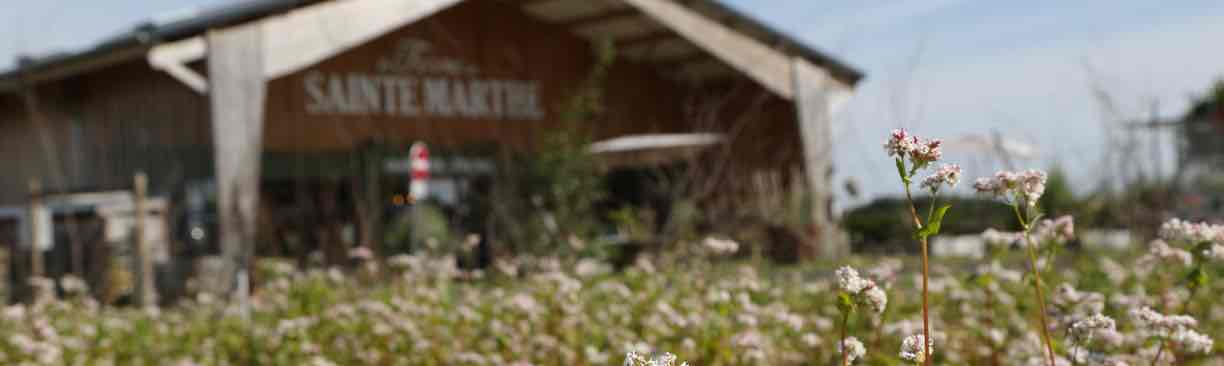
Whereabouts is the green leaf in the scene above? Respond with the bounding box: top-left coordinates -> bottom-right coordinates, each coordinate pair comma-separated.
837,292 -> 856,314
895,158 -> 909,182
917,204 -> 952,239
1186,265 -> 1209,290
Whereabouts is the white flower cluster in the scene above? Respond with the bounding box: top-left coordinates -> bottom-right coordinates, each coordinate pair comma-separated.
701,237 -> 740,256
1138,240 -> 1192,267
972,169 -> 1047,206
1129,306 -> 1197,331
1128,306 -> 1214,354
920,163 -> 962,194
1158,218 -> 1224,244
839,336 -> 866,364
1068,313 -> 1116,343
1032,215 -> 1075,243
899,333 -> 933,364
835,267 -> 888,315
623,352 -> 688,366
1171,327 -> 1215,354
884,129 -> 944,168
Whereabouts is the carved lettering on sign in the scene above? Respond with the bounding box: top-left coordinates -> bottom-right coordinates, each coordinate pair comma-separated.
304,38 -> 544,120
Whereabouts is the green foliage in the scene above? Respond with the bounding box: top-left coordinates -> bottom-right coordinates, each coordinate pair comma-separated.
916,204 -> 951,240
488,39 -> 616,257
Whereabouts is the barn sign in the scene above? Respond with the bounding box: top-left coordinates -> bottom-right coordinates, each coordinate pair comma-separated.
302,38 -> 545,121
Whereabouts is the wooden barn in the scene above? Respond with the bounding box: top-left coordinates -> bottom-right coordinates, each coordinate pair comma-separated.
0,0 -> 861,300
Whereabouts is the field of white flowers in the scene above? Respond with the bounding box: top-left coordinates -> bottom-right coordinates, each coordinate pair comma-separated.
0,241 -> 1219,365
0,129 -> 1220,365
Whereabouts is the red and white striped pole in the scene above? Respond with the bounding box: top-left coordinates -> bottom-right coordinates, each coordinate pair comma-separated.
408,142 -> 429,202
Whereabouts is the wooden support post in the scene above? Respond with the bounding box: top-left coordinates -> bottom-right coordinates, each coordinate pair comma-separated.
792,59 -> 852,259
27,179 -> 43,278
208,25 -> 266,306
133,172 -> 157,307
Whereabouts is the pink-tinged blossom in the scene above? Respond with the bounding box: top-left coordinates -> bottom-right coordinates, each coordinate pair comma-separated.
911,138 -> 944,164
1017,170 -> 1047,204
1158,218 -> 1224,244
884,129 -> 944,169
1033,215 -> 1075,243
885,129 -> 920,159
972,169 -> 1047,206
1172,329 -> 1214,354
1138,240 -> 1192,267
920,164 -> 962,193
835,266 -> 887,315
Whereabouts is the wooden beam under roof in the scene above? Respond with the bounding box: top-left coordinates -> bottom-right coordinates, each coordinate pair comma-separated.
622,0 -> 794,98
615,29 -> 677,48
558,7 -> 640,27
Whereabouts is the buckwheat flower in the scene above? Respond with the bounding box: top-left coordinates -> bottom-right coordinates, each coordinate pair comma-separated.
839,336 -> 866,364
1129,306 -> 1198,333
1140,240 -> 1192,267
1069,313 -> 1116,343
1033,215 -> 1074,243
1172,328 -> 1214,354
862,286 -> 888,316
836,266 -> 871,294
623,351 -> 688,366
1158,218 -> 1224,244
701,237 -> 740,255
884,129 -> 920,159
920,164 -> 961,193
1018,169 -> 1047,204
973,169 -> 1046,206
911,138 -> 944,164
899,334 -> 933,363
884,129 -> 944,169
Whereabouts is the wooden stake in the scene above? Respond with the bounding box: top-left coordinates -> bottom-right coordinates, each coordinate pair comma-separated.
28,179 -> 43,278
133,172 -> 157,307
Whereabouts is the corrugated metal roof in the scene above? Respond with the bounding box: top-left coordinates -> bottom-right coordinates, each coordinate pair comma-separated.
0,0 -> 862,90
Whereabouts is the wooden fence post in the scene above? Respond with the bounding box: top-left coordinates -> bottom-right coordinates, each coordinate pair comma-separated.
134,172 -> 157,307
28,179 -> 43,279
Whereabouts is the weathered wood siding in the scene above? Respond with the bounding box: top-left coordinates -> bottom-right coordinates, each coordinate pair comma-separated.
0,61 -> 212,206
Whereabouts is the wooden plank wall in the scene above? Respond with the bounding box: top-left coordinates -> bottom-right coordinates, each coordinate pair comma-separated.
0,61 -> 212,206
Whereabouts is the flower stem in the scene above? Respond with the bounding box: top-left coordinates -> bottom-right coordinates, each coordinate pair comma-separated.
902,184 -> 932,366
1014,204 -> 1055,366
1150,338 -> 1166,366
841,312 -> 850,366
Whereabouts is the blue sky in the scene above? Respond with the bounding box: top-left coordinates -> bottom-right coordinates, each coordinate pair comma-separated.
4,0 -> 1224,208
